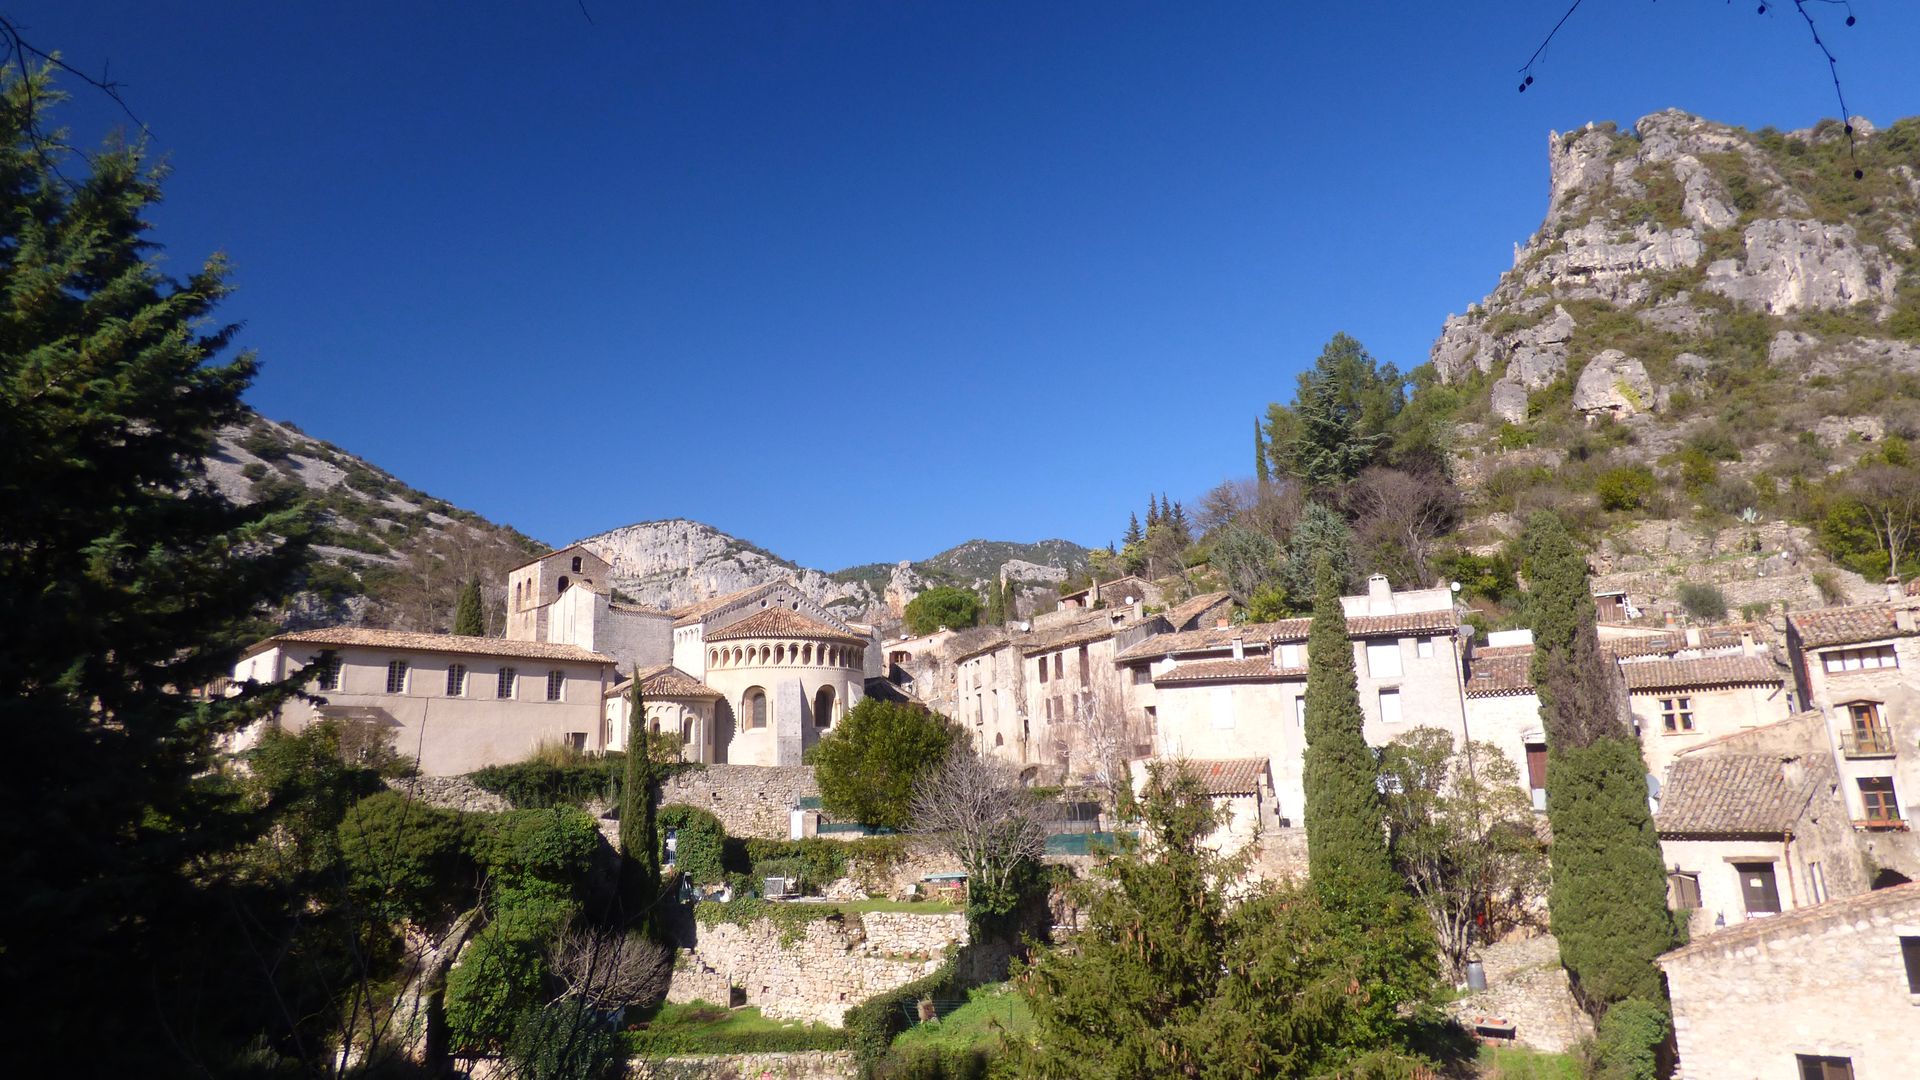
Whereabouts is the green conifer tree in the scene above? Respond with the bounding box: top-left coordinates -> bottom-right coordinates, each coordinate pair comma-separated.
453,576 -> 485,635
1254,417 -> 1271,485
620,673 -> 663,935
1300,558 -> 1437,1045
1123,512 -> 1144,548
1002,577 -> 1020,623
1147,494 -> 1162,529
1522,511 -> 1675,1015
0,66 -> 311,1068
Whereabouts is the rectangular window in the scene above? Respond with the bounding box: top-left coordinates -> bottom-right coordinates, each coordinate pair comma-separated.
1379,688 -> 1402,725
1525,743 -> 1549,810
1054,654 -> 1064,680
1822,645 -> 1898,673
546,670 -> 565,702
385,660 -> 408,694
1859,776 -> 1902,824
497,667 -> 516,699
1797,1056 -> 1855,1080
446,663 -> 467,697
1365,640 -> 1402,678
1660,696 -> 1695,733
1902,936 -> 1920,994
1038,657 -> 1049,684
1294,696 -> 1306,726
1416,636 -> 1435,659
1132,666 -> 1150,685
1808,860 -> 1828,904
1078,645 -> 1090,685
565,731 -> 587,753
1735,861 -> 1782,916
1279,643 -> 1302,668
1668,872 -> 1701,910
1846,701 -> 1893,754
311,651 -> 342,691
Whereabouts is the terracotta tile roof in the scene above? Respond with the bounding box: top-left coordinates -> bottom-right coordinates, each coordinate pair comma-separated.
1018,613 -> 1122,657
1061,575 -> 1153,603
1183,758 -> 1270,796
1660,880 -> 1920,963
1604,625 -> 1760,659
1788,602 -> 1920,649
704,606 -> 867,644
251,627 -> 614,664
1465,650 -> 1537,697
1153,657 -> 1305,685
1165,591 -> 1233,631
506,541 -> 595,573
669,582 -> 781,626
1620,654 -> 1782,692
1347,609 -> 1462,638
603,664 -> 722,700
1116,608 -> 1459,662
1654,754 -> 1824,838
950,628 -> 1013,663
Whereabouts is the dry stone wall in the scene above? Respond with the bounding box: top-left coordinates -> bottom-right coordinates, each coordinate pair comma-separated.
628,1051 -> 857,1080
669,910 -> 968,1026
662,765 -> 818,839
385,776 -> 512,814
1446,934 -> 1593,1054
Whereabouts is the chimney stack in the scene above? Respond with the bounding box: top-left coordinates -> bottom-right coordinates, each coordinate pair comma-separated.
1367,573 -> 1393,614
1684,626 -> 1702,649
1664,609 -> 1678,630
1888,576 -> 1904,603
1740,630 -> 1757,656
1231,636 -> 1245,661
1897,608 -> 1917,634
1217,617 -> 1231,630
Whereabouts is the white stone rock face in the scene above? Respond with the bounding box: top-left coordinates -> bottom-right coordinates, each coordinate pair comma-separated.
1572,350 -> 1655,418
580,519 -> 880,618
1703,218 -> 1897,313
1489,379 -> 1530,425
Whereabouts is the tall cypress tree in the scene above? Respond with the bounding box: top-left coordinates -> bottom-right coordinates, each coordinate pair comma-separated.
1147,494 -> 1162,529
453,576 -> 484,635
1254,417 -> 1271,485
1299,559 -> 1436,1044
1523,511 -> 1675,1015
620,673 -> 663,934
1002,577 -> 1020,623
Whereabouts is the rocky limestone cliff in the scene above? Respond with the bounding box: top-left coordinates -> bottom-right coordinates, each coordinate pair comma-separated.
577,522 -> 1090,625
1430,109 -> 1920,623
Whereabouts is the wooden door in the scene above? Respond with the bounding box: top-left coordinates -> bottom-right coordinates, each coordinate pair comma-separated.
1735,861 -> 1782,915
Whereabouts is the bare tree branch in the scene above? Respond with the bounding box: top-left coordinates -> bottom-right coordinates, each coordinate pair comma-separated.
911,748 -> 1049,916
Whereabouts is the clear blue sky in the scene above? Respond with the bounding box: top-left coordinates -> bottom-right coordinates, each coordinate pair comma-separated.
22,2 -> 1920,569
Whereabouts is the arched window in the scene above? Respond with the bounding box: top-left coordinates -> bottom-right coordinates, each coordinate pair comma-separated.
710,648 -> 720,667
556,575 -> 570,594
571,556 -> 583,573
802,644 -> 813,664
813,685 -> 834,729
744,687 -> 768,730
995,733 -> 1004,747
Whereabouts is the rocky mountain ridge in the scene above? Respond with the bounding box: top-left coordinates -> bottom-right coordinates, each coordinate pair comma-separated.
1427,109 -> 1920,620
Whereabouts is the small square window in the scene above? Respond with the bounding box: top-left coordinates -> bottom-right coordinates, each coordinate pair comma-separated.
1378,688 -> 1402,725
1668,872 -> 1701,910
1416,637 -> 1435,659
311,652 -> 342,691
1798,1055 -> 1855,1080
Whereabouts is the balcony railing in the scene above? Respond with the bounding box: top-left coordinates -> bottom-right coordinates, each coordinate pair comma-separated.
1855,815 -> 1909,832
1841,728 -> 1899,759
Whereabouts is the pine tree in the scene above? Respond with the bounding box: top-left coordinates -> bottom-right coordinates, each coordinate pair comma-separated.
1002,577 -> 1020,623
1522,511 -> 1675,1016
453,576 -> 485,635
1254,417 -> 1271,485
1146,494 -> 1162,529
0,67 -> 311,1067
620,674 -> 663,935
1300,558 -> 1436,1045
985,575 -> 1008,626
1123,512 -> 1144,548
1169,500 -> 1192,546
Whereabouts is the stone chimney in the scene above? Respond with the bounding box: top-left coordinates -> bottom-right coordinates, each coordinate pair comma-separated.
1217,617 -> 1231,630
1888,576 -> 1904,603
1231,635 -> 1245,661
1367,573 -> 1393,614
1740,630 -> 1757,656
1664,609 -> 1677,630
1132,600 -> 1144,623
1684,627 -> 1702,648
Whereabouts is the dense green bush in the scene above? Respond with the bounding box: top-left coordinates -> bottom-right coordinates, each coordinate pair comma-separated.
814,699 -> 959,830
469,757 -> 621,809
1594,466 -> 1657,512
624,1003 -> 847,1055
903,587 -> 983,635
337,792 -> 477,924
1589,998 -> 1671,1080
472,807 -> 601,909
871,1046 -> 992,1080
445,905 -> 568,1052
507,998 -> 624,1080
1676,582 -> 1728,622
726,835 -> 910,895
661,804 -> 727,886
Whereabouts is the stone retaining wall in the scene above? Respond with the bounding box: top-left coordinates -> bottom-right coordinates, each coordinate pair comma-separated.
669,910 -> 968,1025
1446,933 -> 1592,1054
628,1051 -> 856,1079
662,765 -> 818,839
386,776 -> 513,814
